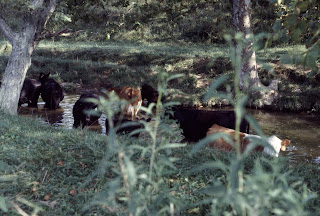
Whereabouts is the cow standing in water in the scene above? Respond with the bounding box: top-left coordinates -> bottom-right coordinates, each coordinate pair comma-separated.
166,107 -> 250,142
18,78 -> 42,108
39,72 -> 64,110
108,86 -> 142,120
141,83 -> 159,106
73,93 -> 101,128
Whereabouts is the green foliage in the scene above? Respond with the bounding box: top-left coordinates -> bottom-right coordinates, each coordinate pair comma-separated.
0,196 -> 7,213
197,158 -> 317,216
0,102 -> 319,215
81,69 -> 187,215
268,0 -> 320,75
0,38 -> 318,111
1,110 -> 319,215
34,0 -> 279,43
1,37 -> 319,215
0,1 -> 319,214
189,34 -> 318,215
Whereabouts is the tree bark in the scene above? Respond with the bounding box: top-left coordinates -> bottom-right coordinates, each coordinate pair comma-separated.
0,0 -> 57,115
232,0 -> 260,90
0,34 -> 34,114
232,0 -> 279,106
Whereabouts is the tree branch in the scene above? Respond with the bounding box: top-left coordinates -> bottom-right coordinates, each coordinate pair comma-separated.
0,14 -> 16,43
34,0 -> 57,41
30,0 -> 45,10
41,0 -> 57,27
36,28 -> 84,41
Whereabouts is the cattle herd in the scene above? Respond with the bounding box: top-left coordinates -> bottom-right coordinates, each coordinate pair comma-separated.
10,73 -> 290,157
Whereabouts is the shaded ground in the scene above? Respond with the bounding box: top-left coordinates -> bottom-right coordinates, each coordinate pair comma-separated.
1,40 -> 319,112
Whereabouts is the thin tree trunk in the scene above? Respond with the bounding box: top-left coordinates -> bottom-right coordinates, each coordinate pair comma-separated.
232,0 -> 260,90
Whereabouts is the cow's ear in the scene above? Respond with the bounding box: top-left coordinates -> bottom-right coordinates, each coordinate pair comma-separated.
39,72 -> 44,79
282,139 -> 291,147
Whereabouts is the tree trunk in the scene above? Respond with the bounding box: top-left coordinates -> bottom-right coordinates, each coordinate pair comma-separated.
0,0 -> 57,115
0,34 -> 35,114
232,0 -> 260,90
232,0 -> 279,106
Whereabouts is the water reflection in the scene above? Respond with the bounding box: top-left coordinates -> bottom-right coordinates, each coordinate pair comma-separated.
248,109 -> 320,165
18,95 -> 320,165
18,94 -> 106,133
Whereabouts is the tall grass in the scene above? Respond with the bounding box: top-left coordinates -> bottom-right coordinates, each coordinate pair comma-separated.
0,109 -> 319,215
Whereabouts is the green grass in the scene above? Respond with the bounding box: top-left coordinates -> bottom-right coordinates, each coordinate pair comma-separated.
0,110 -> 319,215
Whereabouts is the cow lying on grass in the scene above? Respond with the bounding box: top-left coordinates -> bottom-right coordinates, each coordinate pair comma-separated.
166,107 -> 250,142
206,124 -> 290,157
108,86 -> 142,120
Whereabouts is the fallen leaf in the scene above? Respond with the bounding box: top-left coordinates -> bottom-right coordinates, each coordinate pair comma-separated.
39,200 -> 58,209
188,207 -> 200,214
79,162 -> 86,169
102,205 -> 118,212
69,189 -> 77,196
44,194 -> 51,201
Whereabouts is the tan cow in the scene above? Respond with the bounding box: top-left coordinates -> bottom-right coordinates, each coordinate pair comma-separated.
108,86 -> 142,120
206,124 -> 290,157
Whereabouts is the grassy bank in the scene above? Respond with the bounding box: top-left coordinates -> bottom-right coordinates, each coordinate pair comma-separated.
0,111 -> 319,215
1,40 -> 319,112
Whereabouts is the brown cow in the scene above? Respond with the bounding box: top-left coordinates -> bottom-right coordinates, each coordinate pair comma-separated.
206,124 -> 290,157
108,86 -> 142,120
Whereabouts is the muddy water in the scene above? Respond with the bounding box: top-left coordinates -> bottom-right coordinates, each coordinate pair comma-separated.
18,94 -> 107,134
248,109 -> 320,165
18,95 -> 320,165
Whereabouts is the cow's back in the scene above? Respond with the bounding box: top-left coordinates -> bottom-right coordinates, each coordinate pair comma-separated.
172,108 -> 249,141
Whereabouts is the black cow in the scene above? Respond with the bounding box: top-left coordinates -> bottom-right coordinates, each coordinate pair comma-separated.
19,78 -> 42,108
73,93 -> 101,128
105,117 -> 144,137
39,72 -> 64,110
167,107 -> 250,142
141,83 -> 160,106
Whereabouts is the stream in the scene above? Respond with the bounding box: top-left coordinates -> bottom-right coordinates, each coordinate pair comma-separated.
18,94 -> 320,166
